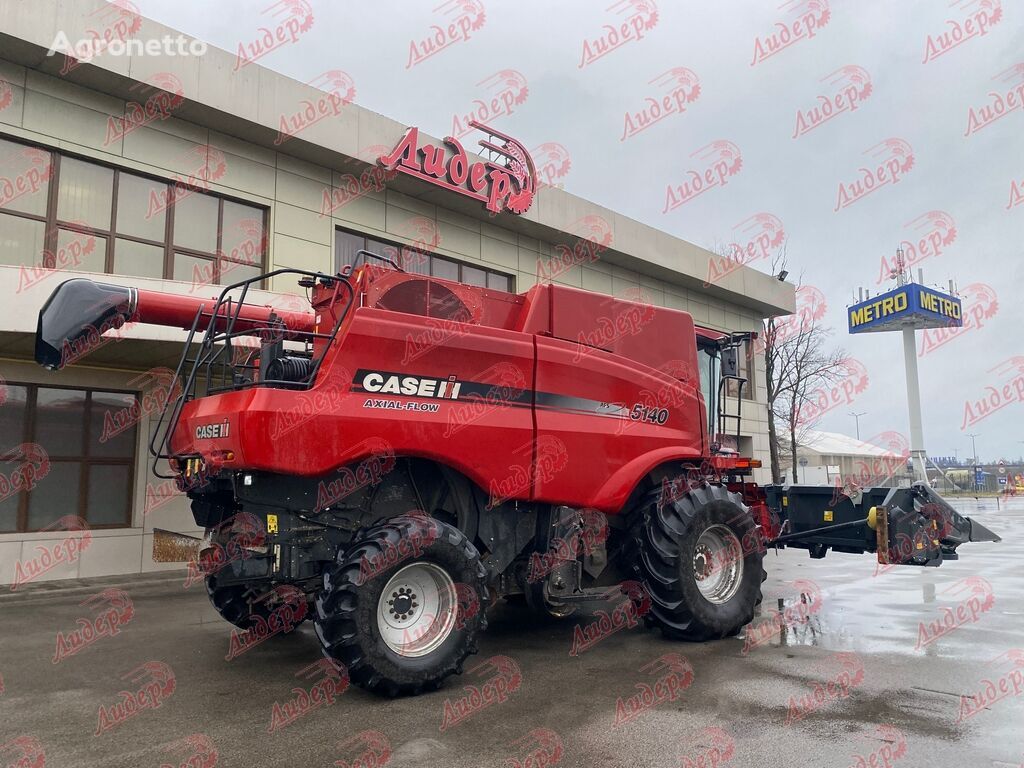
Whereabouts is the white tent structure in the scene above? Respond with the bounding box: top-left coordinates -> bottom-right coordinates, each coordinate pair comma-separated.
781,430 -> 911,487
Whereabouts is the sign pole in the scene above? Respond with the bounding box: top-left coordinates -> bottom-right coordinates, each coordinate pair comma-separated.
902,328 -> 928,483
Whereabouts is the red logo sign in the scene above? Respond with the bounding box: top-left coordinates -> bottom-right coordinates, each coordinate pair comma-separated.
379,121 -> 536,215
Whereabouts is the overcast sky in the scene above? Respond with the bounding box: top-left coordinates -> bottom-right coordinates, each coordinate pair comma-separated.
131,0 -> 1024,463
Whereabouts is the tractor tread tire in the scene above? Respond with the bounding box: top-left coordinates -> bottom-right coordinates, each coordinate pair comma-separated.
314,515 -> 489,697
631,483 -> 767,642
205,575 -> 308,632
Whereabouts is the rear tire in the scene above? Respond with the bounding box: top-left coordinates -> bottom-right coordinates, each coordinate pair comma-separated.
632,483 -> 766,641
314,515 -> 489,697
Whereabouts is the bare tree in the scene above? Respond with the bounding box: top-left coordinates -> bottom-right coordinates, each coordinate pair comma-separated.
761,252 -> 846,481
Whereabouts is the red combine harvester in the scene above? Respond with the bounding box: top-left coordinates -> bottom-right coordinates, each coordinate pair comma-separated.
34,253 -> 998,696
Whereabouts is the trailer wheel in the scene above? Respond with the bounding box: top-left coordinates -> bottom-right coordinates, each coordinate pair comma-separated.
632,484 -> 766,641
205,576 -> 308,632
314,515 -> 488,697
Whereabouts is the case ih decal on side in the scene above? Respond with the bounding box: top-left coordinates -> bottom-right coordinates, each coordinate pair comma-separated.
355,370 -> 463,399
378,121 -> 537,215
195,420 -> 230,439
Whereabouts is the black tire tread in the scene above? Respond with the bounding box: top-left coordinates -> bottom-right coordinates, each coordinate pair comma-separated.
314,515 -> 489,697
630,483 -> 767,642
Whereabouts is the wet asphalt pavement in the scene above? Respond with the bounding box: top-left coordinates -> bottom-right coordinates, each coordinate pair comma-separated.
0,497 -> 1021,768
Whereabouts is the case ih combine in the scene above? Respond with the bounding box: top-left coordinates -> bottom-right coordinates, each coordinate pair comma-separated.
34,253 -> 998,696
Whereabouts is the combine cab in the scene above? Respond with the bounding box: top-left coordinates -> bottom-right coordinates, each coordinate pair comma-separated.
33,252 -> 999,696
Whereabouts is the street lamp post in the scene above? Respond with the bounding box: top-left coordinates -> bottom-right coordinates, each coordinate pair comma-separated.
849,411 -> 866,441
967,433 -> 980,491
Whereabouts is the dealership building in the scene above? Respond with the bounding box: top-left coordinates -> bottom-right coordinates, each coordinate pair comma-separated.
0,2 -> 794,585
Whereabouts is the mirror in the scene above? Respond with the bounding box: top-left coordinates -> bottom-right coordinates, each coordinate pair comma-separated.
720,347 -> 739,377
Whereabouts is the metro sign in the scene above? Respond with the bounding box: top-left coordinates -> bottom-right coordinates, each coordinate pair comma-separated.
378,120 -> 537,215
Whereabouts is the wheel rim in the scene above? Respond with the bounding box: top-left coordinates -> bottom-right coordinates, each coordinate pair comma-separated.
692,524 -> 744,604
376,562 -> 458,657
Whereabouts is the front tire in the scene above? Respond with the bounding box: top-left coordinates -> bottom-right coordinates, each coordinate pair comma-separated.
633,483 -> 766,641
314,515 -> 488,697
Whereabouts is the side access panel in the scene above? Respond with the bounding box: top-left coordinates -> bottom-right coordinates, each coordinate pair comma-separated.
532,336 -> 704,512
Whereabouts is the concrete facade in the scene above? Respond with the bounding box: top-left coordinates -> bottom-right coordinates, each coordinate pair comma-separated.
0,0 -> 795,585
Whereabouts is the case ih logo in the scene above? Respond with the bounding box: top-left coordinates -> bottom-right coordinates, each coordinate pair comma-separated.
275,70 -> 357,146
965,63 -> 1024,136
578,0 -> 659,69
750,0 -> 831,67
379,121 -> 536,215
920,283 -> 998,357
706,213 -> 786,287
793,65 -> 872,138
234,0 -> 315,70
449,70 -> 529,139
923,0 -> 1002,64
406,0 -> 486,69
834,138 -> 915,212
662,140 -> 743,213
621,67 -> 701,141
531,142 -> 572,188
195,420 -> 230,439
876,211 -> 958,285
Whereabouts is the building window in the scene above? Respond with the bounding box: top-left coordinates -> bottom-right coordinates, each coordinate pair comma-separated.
0,383 -> 137,532
334,227 -> 513,292
0,136 -> 268,286
725,340 -> 755,400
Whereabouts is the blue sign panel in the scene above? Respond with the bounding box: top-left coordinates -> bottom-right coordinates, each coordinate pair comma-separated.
848,283 -> 963,334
